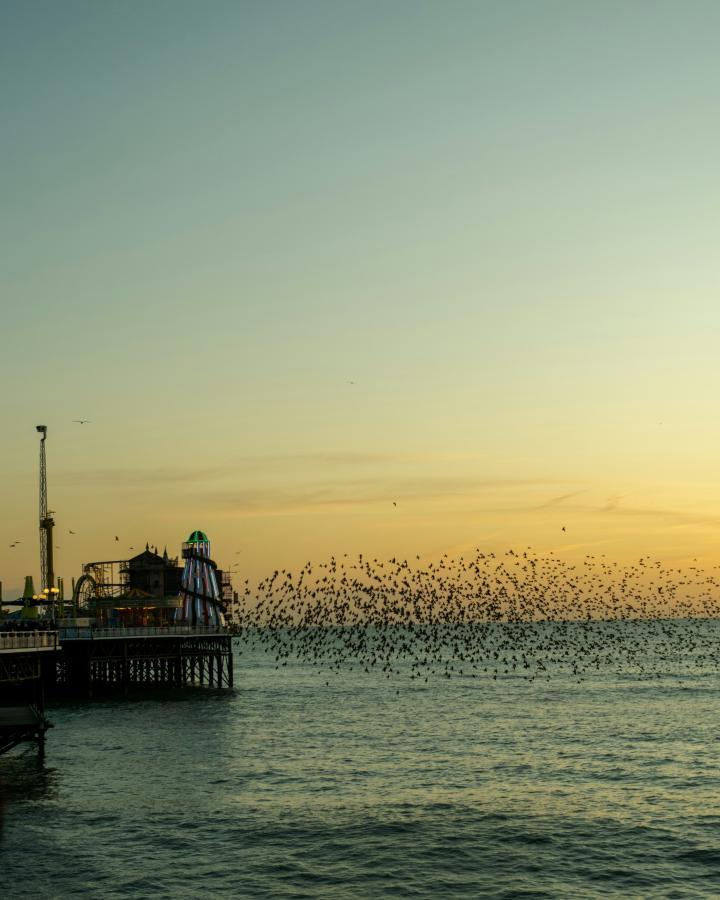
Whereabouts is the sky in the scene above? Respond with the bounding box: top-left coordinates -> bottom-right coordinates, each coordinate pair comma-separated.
4,0 -> 720,597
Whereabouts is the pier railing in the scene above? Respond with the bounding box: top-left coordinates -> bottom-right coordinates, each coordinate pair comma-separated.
0,631 -> 58,652
58,624 -> 229,641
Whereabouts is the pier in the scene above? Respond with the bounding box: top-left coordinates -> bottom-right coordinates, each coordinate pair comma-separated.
0,623 -> 234,755
0,629 -> 56,757
56,625 -> 233,694
0,424 -> 238,757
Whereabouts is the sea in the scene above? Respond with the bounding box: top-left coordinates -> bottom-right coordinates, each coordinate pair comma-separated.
2,628 -> 720,898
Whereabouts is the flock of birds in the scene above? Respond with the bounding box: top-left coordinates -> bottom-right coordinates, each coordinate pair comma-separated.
9,528 -> 720,682
10,422 -> 720,683
233,550 -> 720,683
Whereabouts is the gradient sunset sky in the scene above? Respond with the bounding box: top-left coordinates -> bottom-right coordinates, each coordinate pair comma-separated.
4,1 -> 720,596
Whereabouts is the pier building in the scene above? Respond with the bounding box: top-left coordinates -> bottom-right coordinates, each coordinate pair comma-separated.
55,529 -> 234,695
73,535 -> 232,628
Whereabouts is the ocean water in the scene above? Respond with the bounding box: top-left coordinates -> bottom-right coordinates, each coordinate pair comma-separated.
2,630 -> 720,898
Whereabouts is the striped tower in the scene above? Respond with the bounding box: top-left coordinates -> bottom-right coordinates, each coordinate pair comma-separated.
176,530 -> 225,627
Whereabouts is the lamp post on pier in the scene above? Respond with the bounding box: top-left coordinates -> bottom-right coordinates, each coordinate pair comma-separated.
44,587 -> 60,621
32,587 -> 60,621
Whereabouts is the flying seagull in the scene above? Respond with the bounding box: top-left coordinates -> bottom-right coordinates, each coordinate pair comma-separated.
73,420 -> 92,424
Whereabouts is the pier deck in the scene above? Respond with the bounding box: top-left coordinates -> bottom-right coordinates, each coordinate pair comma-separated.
56,626 -> 234,693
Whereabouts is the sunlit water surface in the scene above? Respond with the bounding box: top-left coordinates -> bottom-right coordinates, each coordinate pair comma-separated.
3,630 -> 720,898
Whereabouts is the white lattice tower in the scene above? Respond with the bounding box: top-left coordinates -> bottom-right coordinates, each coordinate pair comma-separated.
36,426 -> 49,590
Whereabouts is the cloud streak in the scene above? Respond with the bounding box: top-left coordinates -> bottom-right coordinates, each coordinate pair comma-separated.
535,491 -> 585,509
53,451 -> 489,489
207,477 -> 573,517
54,459 -> 720,536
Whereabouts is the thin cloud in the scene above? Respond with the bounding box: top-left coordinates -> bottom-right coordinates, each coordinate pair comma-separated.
53,451 -> 488,488
551,539 -> 619,555
602,495 -> 625,511
238,452 -> 406,467
535,491 -> 585,509
208,477 -> 570,516
596,503 -> 720,528
55,467 -> 231,488
521,493 -> 720,530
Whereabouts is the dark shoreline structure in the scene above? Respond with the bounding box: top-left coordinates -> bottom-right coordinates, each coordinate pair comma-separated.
0,628 -> 56,758
0,625 -> 232,757
56,624 -> 233,695
0,531 -> 234,757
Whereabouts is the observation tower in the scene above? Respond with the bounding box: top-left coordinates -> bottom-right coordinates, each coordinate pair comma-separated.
176,530 -> 226,627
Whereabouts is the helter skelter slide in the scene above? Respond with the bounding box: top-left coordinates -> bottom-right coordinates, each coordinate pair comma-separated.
175,530 -> 225,627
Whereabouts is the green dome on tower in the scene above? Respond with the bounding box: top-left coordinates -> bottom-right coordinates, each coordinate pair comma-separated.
187,530 -> 209,543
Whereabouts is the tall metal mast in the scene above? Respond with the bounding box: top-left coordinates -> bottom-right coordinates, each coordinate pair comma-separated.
36,425 -> 54,591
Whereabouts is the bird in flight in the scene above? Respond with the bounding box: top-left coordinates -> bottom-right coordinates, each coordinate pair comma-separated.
73,420 -> 92,424
393,501 -> 397,506
69,530 -> 76,535
115,536 -> 119,541
561,526 -> 566,532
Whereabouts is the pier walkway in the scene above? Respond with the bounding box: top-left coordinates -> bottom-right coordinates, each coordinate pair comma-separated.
57,624 -> 226,640
0,624 -> 233,737
57,624 -> 233,693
